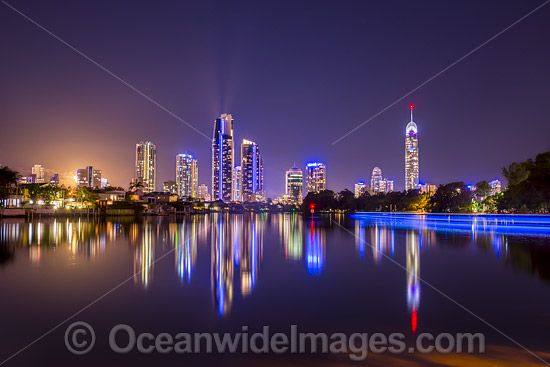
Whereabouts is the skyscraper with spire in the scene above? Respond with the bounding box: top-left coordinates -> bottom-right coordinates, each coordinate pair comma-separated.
212,113 -> 234,201
405,105 -> 419,191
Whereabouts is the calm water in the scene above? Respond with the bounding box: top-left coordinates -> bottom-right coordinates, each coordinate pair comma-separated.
1,213 -> 550,366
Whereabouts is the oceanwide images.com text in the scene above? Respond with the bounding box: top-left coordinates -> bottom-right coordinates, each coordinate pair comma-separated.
65,322 -> 485,360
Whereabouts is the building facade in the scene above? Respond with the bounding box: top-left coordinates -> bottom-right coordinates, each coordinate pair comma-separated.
354,181 -> 367,198
163,180 -> 177,195
241,139 -> 264,202
232,166 -> 242,201
371,167 -> 383,193
305,162 -> 326,194
136,141 -> 157,193
285,165 -> 303,203
31,164 -> 45,183
405,105 -> 419,191
212,114 -> 234,201
176,154 -> 198,199
198,184 -> 210,201
378,179 -> 394,193
76,166 -> 101,188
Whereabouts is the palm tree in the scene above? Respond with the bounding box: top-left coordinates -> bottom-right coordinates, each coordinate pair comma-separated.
129,180 -> 145,192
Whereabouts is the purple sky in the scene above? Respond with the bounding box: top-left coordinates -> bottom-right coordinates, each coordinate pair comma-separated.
1,0 -> 549,198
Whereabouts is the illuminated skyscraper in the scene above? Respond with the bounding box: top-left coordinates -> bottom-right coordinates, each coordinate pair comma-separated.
405,105 -> 419,191
31,164 -> 45,183
176,153 -> 198,199
371,167 -> 382,193
354,181 -> 367,198
76,166 -> 101,188
212,114 -> 234,201
285,165 -> 303,203
232,166 -> 242,201
136,141 -> 156,193
305,162 -> 326,194
241,139 -> 264,202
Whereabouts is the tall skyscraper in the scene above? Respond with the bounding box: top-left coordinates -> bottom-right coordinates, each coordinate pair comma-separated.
305,162 -> 326,194
285,164 -> 303,203
232,166 -> 242,201
354,181 -> 367,198
212,114 -> 234,201
76,166 -> 101,188
136,141 -> 156,193
241,139 -> 264,202
176,154 -> 198,199
371,167 -> 382,193
405,105 -> 419,191
31,164 -> 45,183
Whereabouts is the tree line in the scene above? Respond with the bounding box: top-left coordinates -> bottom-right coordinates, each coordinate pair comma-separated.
301,151 -> 550,214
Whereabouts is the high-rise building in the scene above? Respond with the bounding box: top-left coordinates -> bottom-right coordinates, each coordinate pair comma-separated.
163,180 -> 177,194
241,139 -> 264,202
49,174 -> 59,186
176,154 -> 198,199
136,141 -> 156,193
76,166 -> 101,188
378,179 -> 394,193
232,166 -> 242,201
489,179 -> 502,195
212,114 -> 234,201
198,184 -> 210,201
371,167 -> 383,193
305,162 -> 326,194
31,164 -> 45,183
285,165 -> 303,203
405,105 -> 419,191
355,181 -> 368,198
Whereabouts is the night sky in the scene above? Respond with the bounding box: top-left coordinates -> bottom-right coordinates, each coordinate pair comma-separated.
1,0 -> 549,198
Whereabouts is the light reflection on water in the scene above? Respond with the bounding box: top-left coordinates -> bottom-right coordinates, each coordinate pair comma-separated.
1,214 -> 550,365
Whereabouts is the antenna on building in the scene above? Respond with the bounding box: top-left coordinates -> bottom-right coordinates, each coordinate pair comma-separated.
410,104 -> 414,122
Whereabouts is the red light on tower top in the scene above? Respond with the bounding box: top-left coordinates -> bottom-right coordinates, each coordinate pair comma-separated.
410,104 -> 414,109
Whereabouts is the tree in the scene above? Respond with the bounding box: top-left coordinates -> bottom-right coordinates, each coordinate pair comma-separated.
498,152 -> 550,213
0,166 -> 19,207
430,182 -> 472,213
129,180 -> 144,192
475,180 -> 491,200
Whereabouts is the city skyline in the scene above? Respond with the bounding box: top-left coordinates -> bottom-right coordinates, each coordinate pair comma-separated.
1,1 -> 549,198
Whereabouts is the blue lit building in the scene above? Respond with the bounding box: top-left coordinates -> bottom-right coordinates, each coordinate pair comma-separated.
240,139 -> 264,202
212,114 -> 234,202
305,162 -> 326,194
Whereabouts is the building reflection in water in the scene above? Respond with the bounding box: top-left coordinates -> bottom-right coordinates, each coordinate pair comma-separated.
239,214 -> 263,296
211,214 -> 234,316
306,218 -> 325,275
406,230 -> 421,333
370,224 -> 395,262
171,221 -> 198,284
280,213 -> 303,260
134,225 -> 154,289
211,214 -> 264,316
